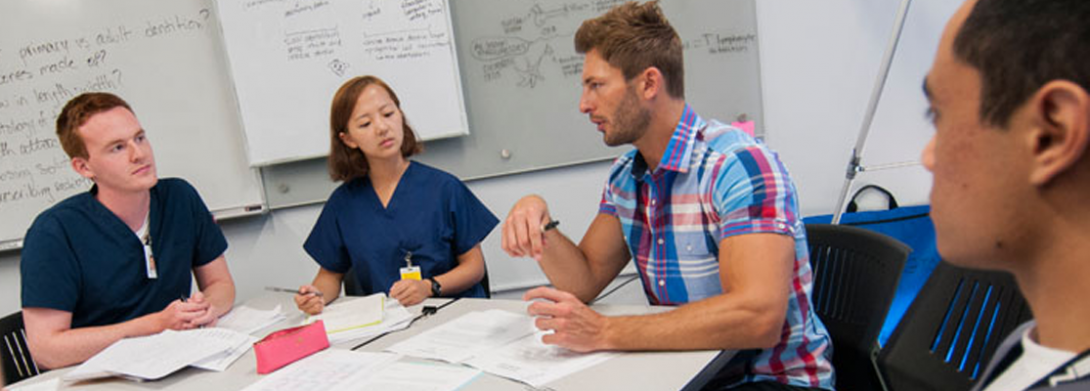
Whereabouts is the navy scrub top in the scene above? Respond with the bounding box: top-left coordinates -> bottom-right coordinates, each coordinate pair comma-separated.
20,178 -> 228,328
304,162 -> 499,298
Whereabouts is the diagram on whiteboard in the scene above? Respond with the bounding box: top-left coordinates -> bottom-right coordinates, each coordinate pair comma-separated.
463,0 -> 758,90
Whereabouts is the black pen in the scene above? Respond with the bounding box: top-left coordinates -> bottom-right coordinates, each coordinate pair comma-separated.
265,286 -> 324,297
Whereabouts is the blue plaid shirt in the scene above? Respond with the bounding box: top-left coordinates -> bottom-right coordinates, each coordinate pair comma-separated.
599,105 -> 834,389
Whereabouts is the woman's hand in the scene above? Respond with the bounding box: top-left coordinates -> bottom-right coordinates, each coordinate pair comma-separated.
294,285 -> 326,315
389,279 -> 431,306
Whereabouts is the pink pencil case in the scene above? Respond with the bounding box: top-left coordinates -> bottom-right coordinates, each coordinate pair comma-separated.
254,320 -> 330,374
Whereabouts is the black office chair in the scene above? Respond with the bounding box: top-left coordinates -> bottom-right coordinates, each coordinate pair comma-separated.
806,223 -> 910,391
878,261 -> 1032,391
343,267 -> 492,298
343,267 -> 363,296
1,311 -> 41,384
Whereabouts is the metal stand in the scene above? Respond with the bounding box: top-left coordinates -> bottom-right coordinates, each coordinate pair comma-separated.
832,0 -> 915,224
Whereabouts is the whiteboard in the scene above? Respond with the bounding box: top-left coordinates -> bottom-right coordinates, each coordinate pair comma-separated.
0,0 -> 264,249
216,0 -> 468,166
260,0 -> 765,209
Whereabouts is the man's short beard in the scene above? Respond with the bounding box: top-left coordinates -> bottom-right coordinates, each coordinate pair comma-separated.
604,85 -> 651,146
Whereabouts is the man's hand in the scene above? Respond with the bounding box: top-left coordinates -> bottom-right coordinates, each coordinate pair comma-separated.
294,285 -> 326,315
502,195 -> 553,260
524,287 -> 612,352
157,293 -> 212,331
390,279 -> 431,306
186,291 -> 219,327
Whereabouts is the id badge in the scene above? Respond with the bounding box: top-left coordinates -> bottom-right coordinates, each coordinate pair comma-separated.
144,244 -> 158,279
399,266 -> 421,280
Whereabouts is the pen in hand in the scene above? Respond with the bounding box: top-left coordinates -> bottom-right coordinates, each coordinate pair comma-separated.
265,286 -> 324,297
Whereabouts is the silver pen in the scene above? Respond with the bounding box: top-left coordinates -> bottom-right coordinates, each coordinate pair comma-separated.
265,286 -> 324,297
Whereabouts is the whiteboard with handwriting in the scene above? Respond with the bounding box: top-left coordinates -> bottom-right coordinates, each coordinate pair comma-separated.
216,0 -> 468,166
0,0 -> 263,249
259,0 -> 765,209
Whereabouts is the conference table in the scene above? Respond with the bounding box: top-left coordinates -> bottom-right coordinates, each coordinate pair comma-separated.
10,295 -> 735,390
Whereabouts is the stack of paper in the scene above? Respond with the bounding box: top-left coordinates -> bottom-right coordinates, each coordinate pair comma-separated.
217,304 -> 288,335
240,349 -> 481,391
386,310 -> 617,387
190,328 -> 260,372
63,327 -> 254,382
305,294 -> 414,344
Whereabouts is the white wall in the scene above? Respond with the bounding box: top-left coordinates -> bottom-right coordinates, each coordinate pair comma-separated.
758,0 -> 958,217
0,0 -> 961,316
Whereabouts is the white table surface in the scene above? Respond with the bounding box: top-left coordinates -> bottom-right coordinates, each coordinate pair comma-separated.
10,294 -> 733,391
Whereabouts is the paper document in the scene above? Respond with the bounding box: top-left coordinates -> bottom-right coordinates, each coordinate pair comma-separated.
239,349 -> 398,391
363,361 -> 481,391
217,304 -> 287,335
386,309 -> 537,363
189,327 -> 260,371
324,298 -> 414,344
306,293 -> 384,334
388,309 -> 618,387
64,329 -> 239,381
465,331 -> 618,387
7,378 -> 59,391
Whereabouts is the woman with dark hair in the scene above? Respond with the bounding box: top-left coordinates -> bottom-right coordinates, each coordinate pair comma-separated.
294,76 -> 497,313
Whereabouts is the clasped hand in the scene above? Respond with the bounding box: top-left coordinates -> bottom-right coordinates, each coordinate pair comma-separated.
159,291 -> 216,330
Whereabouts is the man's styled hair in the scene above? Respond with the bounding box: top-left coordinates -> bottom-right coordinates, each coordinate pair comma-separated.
955,0 -> 1090,127
574,1 -> 685,99
55,92 -> 134,159
327,75 -> 422,182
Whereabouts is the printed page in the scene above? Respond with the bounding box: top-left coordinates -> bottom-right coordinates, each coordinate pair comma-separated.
189,328 -> 261,371
306,293 -> 384,334
359,361 -> 481,391
386,309 -> 536,363
63,329 -> 236,381
217,304 -> 287,335
239,349 -> 399,391
6,378 -> 59,391
465,331 -> 618,387
325,298 -> 414,344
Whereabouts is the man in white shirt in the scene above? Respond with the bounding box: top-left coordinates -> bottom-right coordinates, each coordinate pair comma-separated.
920,0 -> 1090,389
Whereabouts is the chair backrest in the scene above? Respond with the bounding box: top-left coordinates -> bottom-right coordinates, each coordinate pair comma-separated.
343,267 -> 365,297
343,267 -> 492,298
1,311 -> 41,384
878,261 -> 1032,391
806,223 -> 910,391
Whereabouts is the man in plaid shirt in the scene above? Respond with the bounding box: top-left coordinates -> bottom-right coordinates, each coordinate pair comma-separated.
501,2 -> 833,390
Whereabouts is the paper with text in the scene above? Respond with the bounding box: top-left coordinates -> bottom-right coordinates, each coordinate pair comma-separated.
306,293 -> 384,334
7,378 -> 59,391
189,327 -> 260,371
63,329 -> 238,381
239,349 -> 398,391
386,309 -> 536,363
363,360 -> 482,391
325,298 -> 414,344
217,304 -> 287,335
465,331 -> 618,387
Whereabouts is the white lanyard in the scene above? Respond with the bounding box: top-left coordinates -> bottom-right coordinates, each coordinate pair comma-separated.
137,213 -> 157,279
